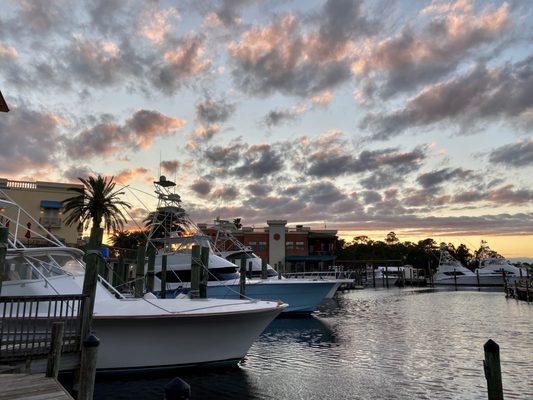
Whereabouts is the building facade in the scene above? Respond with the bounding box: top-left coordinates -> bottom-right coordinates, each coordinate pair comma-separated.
199,220 -> 338,272
0,178 -> 83,246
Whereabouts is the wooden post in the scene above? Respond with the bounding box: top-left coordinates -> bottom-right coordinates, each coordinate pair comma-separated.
78,334 -> 100,400
146,245 -> 156,293
261,258 -> 268,279
80,227 -> 103,341
483,339 -> 503,400
190,245 -> 201,299
0,226 -> 8,294
453,268 -> 457,290
248,261 -> 253,279
277,262 -> 282,280
476,269 -> 480,290
134,246 -> 146,298
161,254 -> 168,299
46,322 -> 64,379
372,265 -> 376,288
200,246 -> 209,299
385,266 -> 389,288
502,271 -> 507,295
240,256 -> 246,299
526,269 -> 530,303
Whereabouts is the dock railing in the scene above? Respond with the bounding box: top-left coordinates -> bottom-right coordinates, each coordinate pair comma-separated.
0,294 -> 87,363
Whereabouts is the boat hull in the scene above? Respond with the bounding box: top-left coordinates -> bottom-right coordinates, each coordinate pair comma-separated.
433,275 -> 516,287
92,307 -> 281,371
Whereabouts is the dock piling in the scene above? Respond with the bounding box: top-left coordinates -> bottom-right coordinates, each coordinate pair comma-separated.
261,259 -> 268,279
78,334 -> 100,400
526,269 -> 530,303
161,254 -> 168,299
146,245 -> 156,293
483,339 -> 504,400
164,377 -> 191,400
240,257 -> 246,299
134,246 -> 146,298
0,226 -> 8,294
248,261 -> 253,279
476,269 -> 480,290
46,322 -> 64,379
190,245 -> 201,299
453,268 -> 457,290
200,246 -> 209,299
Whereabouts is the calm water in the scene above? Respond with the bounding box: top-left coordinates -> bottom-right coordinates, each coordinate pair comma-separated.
88,288 -> 533,399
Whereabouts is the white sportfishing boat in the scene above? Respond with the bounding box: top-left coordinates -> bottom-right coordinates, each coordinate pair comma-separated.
433,248 -> 477,286
474,241 -> 523,286
372,266 -> 404,287
0,195 -> 285,371
142,180 -> 340,313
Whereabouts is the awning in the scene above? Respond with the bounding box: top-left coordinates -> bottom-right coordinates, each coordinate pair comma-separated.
40,200 -> 63,209
285,255 -> 336,262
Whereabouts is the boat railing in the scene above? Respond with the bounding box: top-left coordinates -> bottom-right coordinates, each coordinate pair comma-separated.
0,294 -> 87,362
283,270 -> 357,281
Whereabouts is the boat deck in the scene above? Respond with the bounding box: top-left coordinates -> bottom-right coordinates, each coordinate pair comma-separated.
0,374 -> 73,400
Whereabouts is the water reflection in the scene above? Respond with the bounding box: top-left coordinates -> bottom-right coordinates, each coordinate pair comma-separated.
89,289 -> 533,400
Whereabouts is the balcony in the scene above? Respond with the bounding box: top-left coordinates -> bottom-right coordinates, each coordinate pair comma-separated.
39,216 -> 62,228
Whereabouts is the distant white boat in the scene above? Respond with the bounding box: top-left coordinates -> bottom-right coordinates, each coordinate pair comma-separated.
372,266 -> 404,287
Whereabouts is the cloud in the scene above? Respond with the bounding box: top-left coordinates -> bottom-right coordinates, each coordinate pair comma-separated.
211,185 -> 239,200
228,0 -> 375,98
417,167 -> 472,188
139,7 -> 180,45
246,183 -> 272,197
64,109 -> 185,159
191,124 -> 221,141
196,97 -> 236,124
160,160 -> 180,174
114,167 -> 150,184
62,165 -> 96,181
233,144 -> 285,178
354,1 -> 510,98
310,91 -> 333,107
362,57 -> 533,140
263,108 -> 300,127
190,178 -> 213,196
489,139 -> 533,167
150,35 -> 211,94
0,105 -> 61,174
487,185 -> 533,205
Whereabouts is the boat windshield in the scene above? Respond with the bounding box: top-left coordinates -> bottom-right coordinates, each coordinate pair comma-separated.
4,250 -> 85,281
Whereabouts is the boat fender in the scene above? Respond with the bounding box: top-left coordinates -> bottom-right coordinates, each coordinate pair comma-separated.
143,292 -> 158,300
164,377 -> 191,400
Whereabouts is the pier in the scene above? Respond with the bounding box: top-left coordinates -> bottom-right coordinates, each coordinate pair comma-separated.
0,373 -> 73,400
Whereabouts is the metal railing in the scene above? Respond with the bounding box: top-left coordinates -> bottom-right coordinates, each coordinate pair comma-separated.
0,294 -> 87,362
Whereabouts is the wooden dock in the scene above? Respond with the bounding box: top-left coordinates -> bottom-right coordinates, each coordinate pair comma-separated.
0,374 -> 73,400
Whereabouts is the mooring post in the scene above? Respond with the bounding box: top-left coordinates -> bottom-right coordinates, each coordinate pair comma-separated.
477,269 -> 481,290
372,265 -> 376,288
164,377 -> 191,400
277,262 -> 282,280
146,245 -> 156,293
134,246 -> 146,298
261,258 -> 268,279
78,334 -> 100,400
161,254 -> 168,299
240,256 -> 246,299
453,268 -> 458,290
81,227 -> 103,341
46,322 -> 64,379
502,271 -> 508,295
248,261 -> 253,279
190,245 -> 201,299
385,266 -> 389,288
483,339 -> 504,400
0,227 -> 8,294
200,246 -> 209,299
526,269 -> 530,303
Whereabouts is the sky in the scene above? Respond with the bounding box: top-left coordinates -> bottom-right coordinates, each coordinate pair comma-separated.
0,0 -> 532,256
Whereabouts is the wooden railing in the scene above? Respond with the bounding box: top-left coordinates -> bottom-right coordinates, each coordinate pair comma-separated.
0,294 -> 87,362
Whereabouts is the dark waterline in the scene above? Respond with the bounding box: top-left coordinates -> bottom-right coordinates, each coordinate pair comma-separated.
73,288 -> 533,399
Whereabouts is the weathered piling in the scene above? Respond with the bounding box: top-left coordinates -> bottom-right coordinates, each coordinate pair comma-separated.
135,246 -> 146,298
81,227 -> 103,340
78,334 -> 100,400
502,271 -> 507,294
164,377 -> 191,400
200,246 -> 209,299
476,269 -> 480,290
261,258 -> 268,279
385,266 -> 389,288
277,263 -> 282,280
483,339 -> 503,400
526,269 -> 530,302
46,322 -> 64,379
0,226 -> 8,293
372,266 -> 376,288
161,254 -> 168,299
240,256 -> 246,299
190,245 -> 201,299
453,268 -> 458,290
146,245 -> 156,293
248,261 -> 253,279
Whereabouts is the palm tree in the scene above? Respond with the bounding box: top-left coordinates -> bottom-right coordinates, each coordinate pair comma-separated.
144,207 -> 192,239
63,175 -> 131,235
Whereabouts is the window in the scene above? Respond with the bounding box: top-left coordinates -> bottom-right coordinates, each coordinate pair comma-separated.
295,241 -> 304,250
248,241 -> 257,249
258,241 -> 267,250
286,241 -> 294,249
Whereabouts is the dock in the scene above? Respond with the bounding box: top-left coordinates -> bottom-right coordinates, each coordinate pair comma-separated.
0,373 -> 73,400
